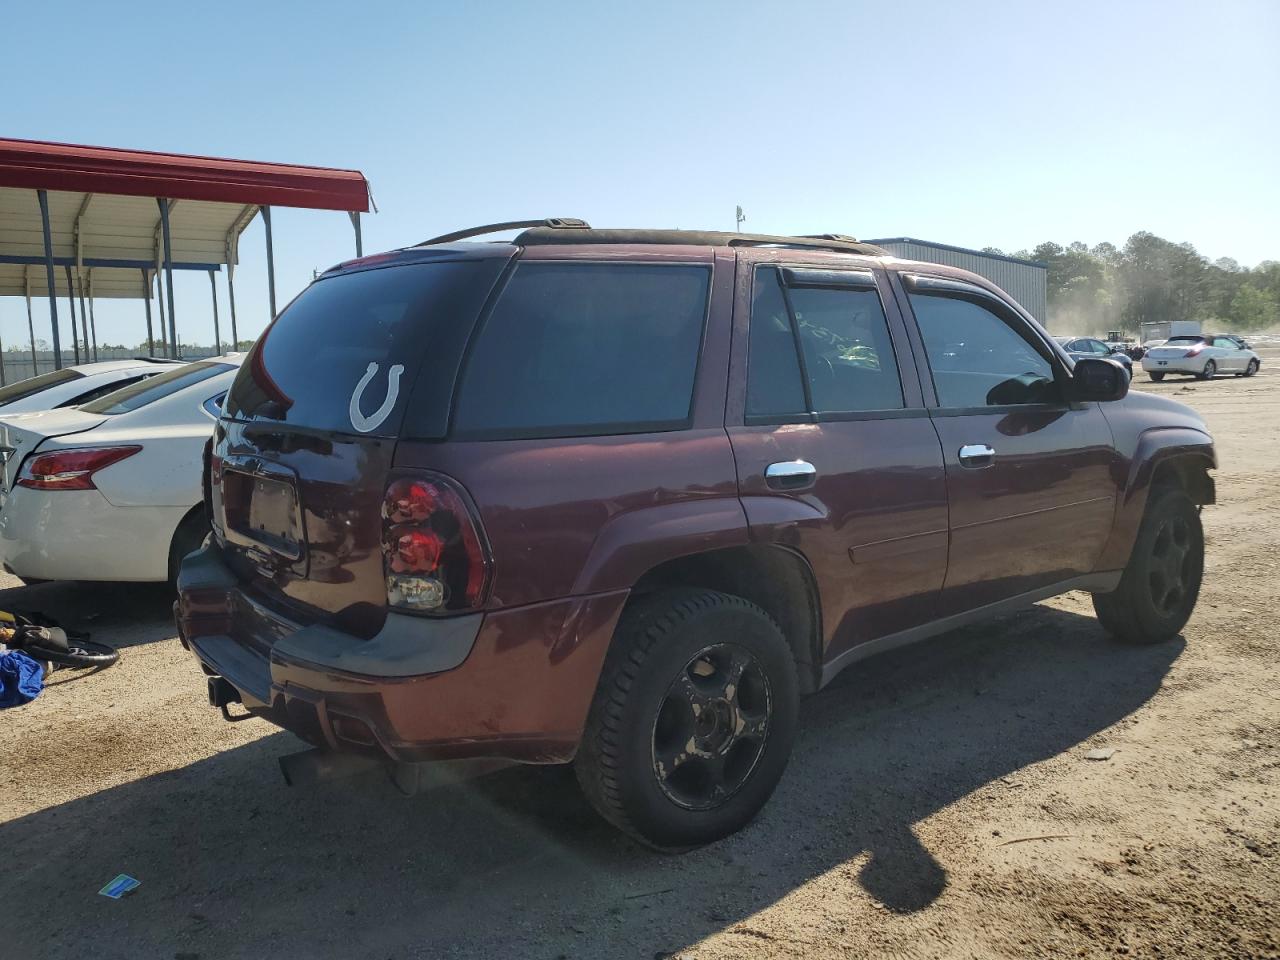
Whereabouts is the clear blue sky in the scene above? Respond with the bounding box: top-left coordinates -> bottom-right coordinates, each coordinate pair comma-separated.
3,0 -> 1277,351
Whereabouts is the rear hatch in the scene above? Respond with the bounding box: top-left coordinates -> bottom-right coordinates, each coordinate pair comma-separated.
0,408 -> 108,491
214,250 -> 511,638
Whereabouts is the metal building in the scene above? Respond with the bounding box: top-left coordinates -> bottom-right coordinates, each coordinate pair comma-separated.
867,237 -> 1048,322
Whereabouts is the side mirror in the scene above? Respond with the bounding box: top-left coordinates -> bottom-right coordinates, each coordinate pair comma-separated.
1071,357 -> 1129,402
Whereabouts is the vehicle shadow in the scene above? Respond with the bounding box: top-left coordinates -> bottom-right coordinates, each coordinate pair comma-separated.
0,603 -> 1182,960
0,579 -> 176,650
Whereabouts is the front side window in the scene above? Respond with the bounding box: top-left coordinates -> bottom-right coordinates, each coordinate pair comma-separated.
452,262 -> 710,438
746,267 -> 904,418
909,290 -> 1057,408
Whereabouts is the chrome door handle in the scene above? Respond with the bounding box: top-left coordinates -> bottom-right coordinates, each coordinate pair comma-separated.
958,444 -> 996,468
764,460 -> 817,490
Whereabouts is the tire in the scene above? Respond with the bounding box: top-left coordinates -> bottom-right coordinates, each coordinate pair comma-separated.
168,508 -> 210,584
1148,372 -> 1165,382
575,589 -> 799,850
1092,485 -> 1203,644
1244,359 -> 1259,377
21,637 -> 119,669
1197,360 -> 1216,380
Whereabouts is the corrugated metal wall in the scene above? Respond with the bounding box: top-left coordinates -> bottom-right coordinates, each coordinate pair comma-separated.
870,239 -> 1048,322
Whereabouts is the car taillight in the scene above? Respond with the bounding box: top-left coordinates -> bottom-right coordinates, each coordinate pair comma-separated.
1183,345 -> 1204,357
381,474 -> 490,614
16,445 -> 141,491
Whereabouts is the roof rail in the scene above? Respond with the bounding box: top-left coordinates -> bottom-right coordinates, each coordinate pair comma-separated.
513,227 -> 888,257
417,218 -> 589,246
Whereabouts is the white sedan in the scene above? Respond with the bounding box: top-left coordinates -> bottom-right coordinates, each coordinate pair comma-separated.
0,357 -> 183,413
0,355 -> 242,583
1141,334 -> 1261,381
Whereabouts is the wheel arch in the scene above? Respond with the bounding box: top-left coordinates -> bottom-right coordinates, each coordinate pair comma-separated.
628,544 -> 823,694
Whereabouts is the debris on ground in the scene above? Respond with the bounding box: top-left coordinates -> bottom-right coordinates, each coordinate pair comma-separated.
1086,747 -> 1117,761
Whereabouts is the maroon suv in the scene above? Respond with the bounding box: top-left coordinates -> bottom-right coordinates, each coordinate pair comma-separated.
177,220 -> 1215,849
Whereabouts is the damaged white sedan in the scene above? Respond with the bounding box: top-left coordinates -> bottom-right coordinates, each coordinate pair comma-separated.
0,355 -> 242,583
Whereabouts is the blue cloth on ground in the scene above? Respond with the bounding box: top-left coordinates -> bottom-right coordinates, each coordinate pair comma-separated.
0,649 -> 43,707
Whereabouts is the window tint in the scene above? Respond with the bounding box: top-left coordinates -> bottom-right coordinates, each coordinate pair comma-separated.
81,361 -> 233,415
1213,337 -> 1236,349
225,259 -> 507,437
747,268 -> 904,417
790,282 -> 903,413
452,262 -> 709,437
0,368 -> 82,407
909,292 -> 1057,407
1167,336 -> 1204,345
203,392 -> 227,418
746,269 -> 806,417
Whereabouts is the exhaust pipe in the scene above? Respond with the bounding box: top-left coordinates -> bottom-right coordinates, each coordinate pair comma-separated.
278,748 -> 384,787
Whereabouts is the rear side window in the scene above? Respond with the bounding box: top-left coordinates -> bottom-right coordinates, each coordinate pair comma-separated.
59,373 -> 153,408
225,259 -> 507,437
746,267 -> 904,418
451,262 -> 710,438
81,361 -> 233,415
0,368 -> 82,407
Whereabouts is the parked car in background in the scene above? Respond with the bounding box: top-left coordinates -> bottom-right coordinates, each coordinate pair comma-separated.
0,357 -> 183,413
177,222 -> 1214,850
0,355 -> 242,584
1053,336 -> 1134,377
1141,334 -> 1260,381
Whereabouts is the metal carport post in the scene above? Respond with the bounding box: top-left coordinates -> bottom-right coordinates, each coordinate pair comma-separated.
141,268 -> 154,356
63,265 -> 80,364
36,189 -> 63,368
208,269 -> 221,353
157,198 -> 178,358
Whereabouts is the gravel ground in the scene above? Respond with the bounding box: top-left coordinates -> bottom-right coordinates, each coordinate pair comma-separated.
1,355 -> 1277,960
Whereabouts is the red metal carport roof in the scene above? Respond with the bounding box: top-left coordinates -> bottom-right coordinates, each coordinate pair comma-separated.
0,137 -> 369,212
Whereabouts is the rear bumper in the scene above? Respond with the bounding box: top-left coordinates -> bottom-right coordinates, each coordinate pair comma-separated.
176,543 -> 628,764
0,485 -> 182,581
1141,357 -> 1203,375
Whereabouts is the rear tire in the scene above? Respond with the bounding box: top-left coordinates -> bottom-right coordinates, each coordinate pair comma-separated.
1197,360 -> 1216,380
168,508 -> 210,585
575,589 -> 799,850
1148,372 -> 1165,382
1092,486 -> 1203,644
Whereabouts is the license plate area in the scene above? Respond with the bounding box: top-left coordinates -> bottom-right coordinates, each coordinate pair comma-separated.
223,467 -> 304,561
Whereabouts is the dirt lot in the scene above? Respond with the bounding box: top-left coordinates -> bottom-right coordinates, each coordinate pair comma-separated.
2,356 -> 1277,960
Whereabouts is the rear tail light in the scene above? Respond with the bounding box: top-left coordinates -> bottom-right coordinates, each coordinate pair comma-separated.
381,474 -> 491,614
16,445 -> 141,491
1183,344 -> 1205,357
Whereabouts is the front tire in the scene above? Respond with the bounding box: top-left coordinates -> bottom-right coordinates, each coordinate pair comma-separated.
1148,372 -> 1166,382
575,589 -> 799,849
1093,486 -> 1203,644
1244,359 -> 1259,377
1198,360 -> 1216,380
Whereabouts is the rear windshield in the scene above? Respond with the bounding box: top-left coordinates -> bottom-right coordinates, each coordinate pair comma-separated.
225,259 -> 507,437
81,361 -> 233,415
0,368 -> 83,407
451,262 -> 711,439
1166,336 -> 1205,344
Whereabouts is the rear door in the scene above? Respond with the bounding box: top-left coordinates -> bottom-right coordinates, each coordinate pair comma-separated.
727,255 -> 949,667
892,272 -> 1121,615
213,253 -> 511,637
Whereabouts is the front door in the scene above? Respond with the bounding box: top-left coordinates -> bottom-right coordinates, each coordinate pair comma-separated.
894,273 -> 1122,616
726,259 -> 949,666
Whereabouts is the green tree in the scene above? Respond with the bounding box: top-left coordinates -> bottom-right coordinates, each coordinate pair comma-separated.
1228,284 -> 1279,330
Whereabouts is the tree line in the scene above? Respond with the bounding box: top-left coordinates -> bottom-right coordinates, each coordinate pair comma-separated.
985,232 -> 1280,335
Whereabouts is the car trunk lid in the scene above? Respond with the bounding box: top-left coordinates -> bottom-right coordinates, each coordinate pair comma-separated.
0,408 -> 108,490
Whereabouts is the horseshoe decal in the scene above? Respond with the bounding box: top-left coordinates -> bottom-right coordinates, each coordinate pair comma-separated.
349,362 -> 404,433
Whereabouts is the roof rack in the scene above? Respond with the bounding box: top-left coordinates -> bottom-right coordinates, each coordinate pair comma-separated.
513,227 -> 888,257
417,218 -> 589,246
